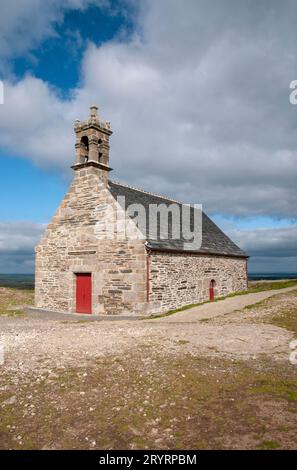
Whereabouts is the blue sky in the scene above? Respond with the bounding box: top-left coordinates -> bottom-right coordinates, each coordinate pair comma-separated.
13,3 -> 134,91
0,0 -> 296,274
0,156 -> 67,222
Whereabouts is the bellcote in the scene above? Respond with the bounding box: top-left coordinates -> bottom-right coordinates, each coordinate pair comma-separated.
72,105 -> 113,184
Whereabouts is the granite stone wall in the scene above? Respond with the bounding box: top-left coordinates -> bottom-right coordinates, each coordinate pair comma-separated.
35,165 -> 247,316
35,166 -> 147,315
148,251 -> 247,313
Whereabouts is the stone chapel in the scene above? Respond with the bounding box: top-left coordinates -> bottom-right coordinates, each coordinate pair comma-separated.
35,106 -> 248,316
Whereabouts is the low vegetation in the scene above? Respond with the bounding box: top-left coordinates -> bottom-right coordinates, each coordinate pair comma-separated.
240,288 -> 297,336
248,279 -> 297,292
1,352 -> 297,450
0,287 -> 34,317
270,307 -> 297,336
266,295 -> 297,336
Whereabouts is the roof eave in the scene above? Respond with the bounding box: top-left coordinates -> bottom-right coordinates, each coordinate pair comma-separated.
145,244 -> 249,259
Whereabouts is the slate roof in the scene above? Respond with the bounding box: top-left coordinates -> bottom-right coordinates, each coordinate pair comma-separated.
109,181 -> 247,258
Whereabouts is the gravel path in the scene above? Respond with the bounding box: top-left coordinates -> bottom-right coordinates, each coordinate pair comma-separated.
154,286 -> 297,323
0,287 -> 296,374
1,286 -> 297,450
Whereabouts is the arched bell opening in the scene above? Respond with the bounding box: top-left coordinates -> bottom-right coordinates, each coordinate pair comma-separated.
80,136 -> 89,163
98,139 -> 103,162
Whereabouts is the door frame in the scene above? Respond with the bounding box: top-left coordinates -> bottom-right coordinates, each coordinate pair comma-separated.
75,272 -> 92,314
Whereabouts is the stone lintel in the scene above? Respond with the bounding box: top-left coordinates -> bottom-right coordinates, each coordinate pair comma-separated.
68,250 -> 97,255
71,161 -> 113,172
79,122 -> 112,136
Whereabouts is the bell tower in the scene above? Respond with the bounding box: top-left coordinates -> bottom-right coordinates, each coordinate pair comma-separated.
72,105 -> 113,184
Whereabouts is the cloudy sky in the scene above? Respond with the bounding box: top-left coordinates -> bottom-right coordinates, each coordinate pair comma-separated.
0,0 -> 296,274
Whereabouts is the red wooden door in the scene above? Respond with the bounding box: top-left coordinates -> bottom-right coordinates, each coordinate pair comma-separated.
76,273 -> 92,314
209,286 -> 214,301
209,280 -> 216,302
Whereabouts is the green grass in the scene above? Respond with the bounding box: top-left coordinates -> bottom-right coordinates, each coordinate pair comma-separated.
249,377 -> 297,403
1,354 -> 297,450
248,279 -> 297,292
269,305 -> 297,336
0,309 -> 25,318
237,287 -> 297,335
148,302 -> 205,319
243,299 -> 268,310
257,440 -> 280,450
0,287 -> 34,317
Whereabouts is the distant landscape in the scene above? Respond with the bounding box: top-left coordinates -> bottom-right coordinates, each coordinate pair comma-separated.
0,273 -> 296,290
0,274 -> 35,289
249,273 -> 297,281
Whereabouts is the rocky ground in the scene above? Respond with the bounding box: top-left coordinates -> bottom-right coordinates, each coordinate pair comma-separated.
0,284 -> 297,449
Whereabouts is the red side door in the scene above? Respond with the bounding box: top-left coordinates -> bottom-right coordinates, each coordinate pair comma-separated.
76,273 -> 92,314
209,280 -> 216,302
209,286 -> 214,301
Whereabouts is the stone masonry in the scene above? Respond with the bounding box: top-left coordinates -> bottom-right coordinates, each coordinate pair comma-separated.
148,251 -> 247,313
35,165 -> 148,315
35,106 -> 248,316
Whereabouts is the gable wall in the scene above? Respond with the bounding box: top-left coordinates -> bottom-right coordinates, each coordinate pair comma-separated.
148,251 -> 247,312
35,167 -> 147,315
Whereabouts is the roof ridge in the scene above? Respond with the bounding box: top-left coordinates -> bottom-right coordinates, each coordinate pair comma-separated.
109,179 -> 184,205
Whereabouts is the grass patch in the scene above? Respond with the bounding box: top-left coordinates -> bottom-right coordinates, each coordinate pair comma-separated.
257,440 -> 280,450
0,287 -> 34,317
249,378 -> 297,402
0,309 -> 25,318
268,306 -> 297,336
248,279 -> 297,291
236,288 -> 297,336
149,302 -> 205,319
1,354 -> 297,450
243,299 -> 268,310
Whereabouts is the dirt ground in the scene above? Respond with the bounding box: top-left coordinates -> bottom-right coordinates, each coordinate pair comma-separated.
0,285 -> 297,450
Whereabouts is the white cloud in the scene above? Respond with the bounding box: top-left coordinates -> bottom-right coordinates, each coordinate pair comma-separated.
0,222 -> 45,254
0,220 -> 296,275
0,0 -> 111,74
229,226 -> 297,259
0,0 -> 297,221
221,223 -> 297,273
0,222 -> 45,274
